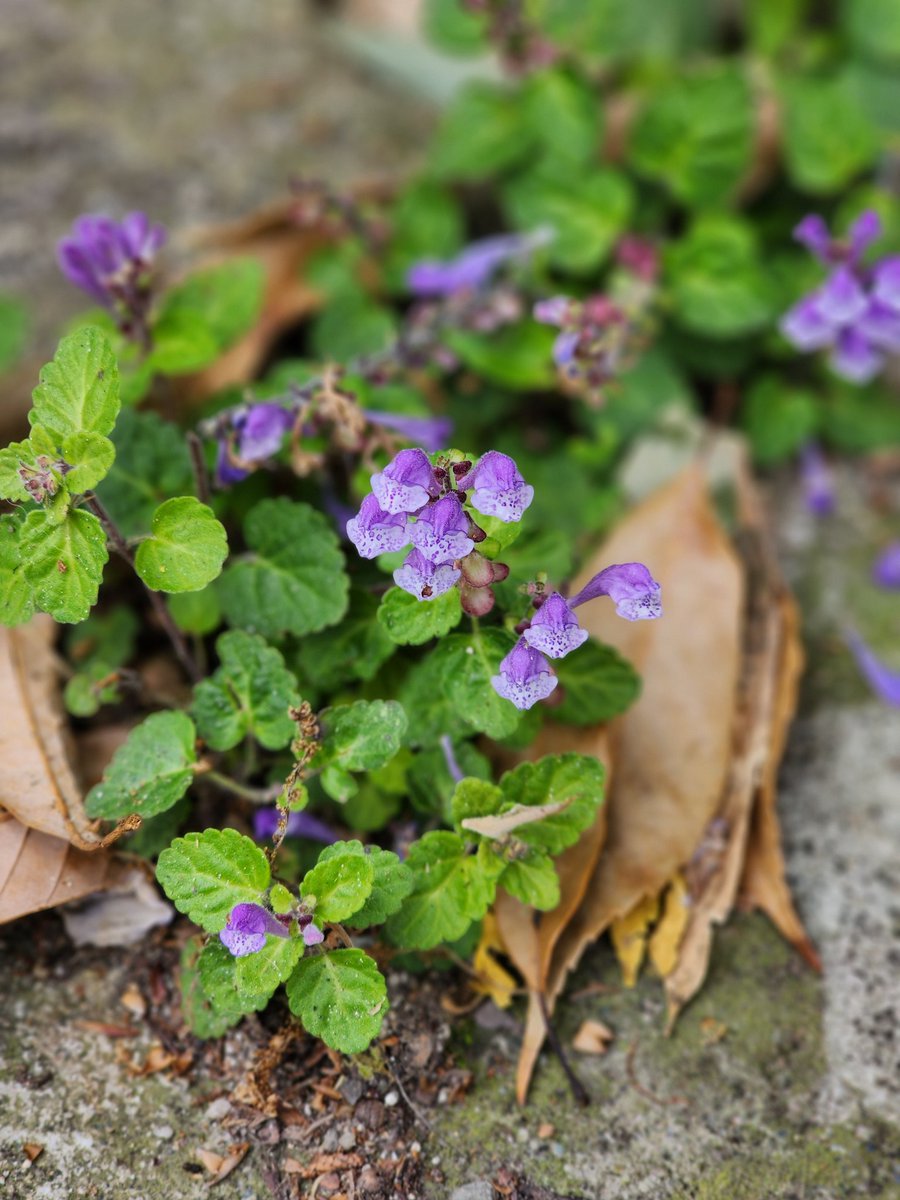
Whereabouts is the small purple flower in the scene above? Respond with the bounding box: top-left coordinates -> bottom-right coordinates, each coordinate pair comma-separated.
799,443 -> 835,517
534,296 -> 572,326
302,923 -> 325,946
872,543 -> 900,590
409,494 -> 474,565
346,494 -> 410,559
219,902 -> 290,958
58,212 -> 166,308
569,562 -> 662,621
522,592 -> 589,659
371,448 -> 440,515
845,630 -> 900,707
363,409 -> 453,454
253,809 -> 339,844
407,229 -> 552,297
490,638 -> 558,711
456,451 -> 534,524
393,547 -> 460,601
439,734 -> 466,784
873,258 -> 900,310
552,330 -> 580,367
216,403 -> 295,485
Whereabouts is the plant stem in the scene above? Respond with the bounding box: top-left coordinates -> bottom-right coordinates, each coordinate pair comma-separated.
85,493 -> 201,683
538,991 -> 590,1107
186,431 -> 212,506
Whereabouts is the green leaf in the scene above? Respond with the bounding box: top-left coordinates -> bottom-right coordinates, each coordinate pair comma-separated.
321,764 -> 358,803
429,82 -> 534,180
286,948 -> 388,1054
741,375 -> 819,465
124,796 -> 190,860
748,0 -> 809,55
219,498 -> 349,639
842,0 -> 900,63
398,647 -> 468,747
168,585 -> 222,635
781,73 -> 879,195
234,934 -> 303,998
500,851 -> 560,910
666,216 -> 776,340
66,606 -> 138,670
85,710 -> 198,820
628,66 -> 754,208
317,700 -> 408,773
293,588 -> 394,691
552,639 -> 641,726
20,508 -> 108,623
446,628 -> 521,739
30,327 -> 119,440
423,0 -> 487,54
186,938 -> 270,1036
0,294 -> 28,374
148,310 -> 219,374
61,432 -> 115,493
821,380 -> 900,452
377,585 -> 462,645
0,438 -> 38,502
300,840 -> 375,923
156,827 -> 271,933
0,514 -> 35,627
408,741 -> 492,817
135,497 -> 228,593
346,846 -> 414,928
384,181 -> 464,290
192,630 -> 300,752
64,662 -> 121,717
310,293 -> 396,362
450,778 -> 505,831
385,830 -> 493,949
153,258 -> 265,369
503,168 -> 633,274
96,409 -> 194,538
443,322 -> 557,391
497,753 -> 605,855
522,68 -> 601,168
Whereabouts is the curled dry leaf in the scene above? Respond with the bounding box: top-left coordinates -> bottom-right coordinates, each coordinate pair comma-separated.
572,1019 -> 614,1056
461,798 -> 572,839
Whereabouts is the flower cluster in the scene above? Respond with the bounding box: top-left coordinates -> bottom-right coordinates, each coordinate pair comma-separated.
219,901 -> 323,959
492,564 -> 663,710
57,211 -> 166,346
346,448 -> 530,615
780,210 -> 900,384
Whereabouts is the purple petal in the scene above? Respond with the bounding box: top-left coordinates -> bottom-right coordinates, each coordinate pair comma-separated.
793,215 -> 832,262
552,330 -> 580,367
253,809 -> 339,843
816,267 -> 868,326
533,296 -> 571,326
857,300 -> 900,353
872,542 -> 900,590
219,902 -> 288,957
302,923 -> 325,946
371,448 -> 440,515
845,629 -> 900,707
456,450 -> 534,524
439,734 -> 466,784
829,328 -> 883,384
848,210 -> 881,262
780,296 -> 836,351
872,258 -> 900,313
363,409 -> 453,454
216,440 -> 251,486
238,403 -> 294,461
346,494 -> 410,559
490,638 -> 558,711
570,562 -> 662,621
393,548 -> 460,601
799,443 -> 836,517
522,592 -> 589,659
407,230 -> 551,298
408,494 -> 474,565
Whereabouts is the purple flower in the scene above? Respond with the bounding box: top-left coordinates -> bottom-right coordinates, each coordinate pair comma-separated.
872,543 -> 900,590
302,922 -> 325,946
371,448 -> 440,515
490,638 -> 558,711
346,494 -> 410,559
845,630 -> 900,707
456,451 -> 534,524
534,296 -> 572,326
873,258 -> 900,310
799,443 -> 835,517
552,330 -> 580,367
253,809 -> 339,844
393,547 -> 460,601
58,212 -> 166,308
439,734 -> 466,784
569,562 -> 662,621
216,403 -> 295,485
407,229 -> 552,297
522,592 -> 589,659
219,902 -> 289,958
409,494 -> 474,565
363,409 -> 453,453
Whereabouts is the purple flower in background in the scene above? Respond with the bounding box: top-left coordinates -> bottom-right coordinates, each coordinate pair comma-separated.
409,494 -> 474,565
346,494 -> 410,559
533,296 -> 572,326
253,809 -> 339,844
371,448 -> 440,515
394,547 -> 461,601
522,591 -> 588,659
407,228 -> 552,297
491,638 -> 558,711
845,630 -> 900,707
58,212 -> 166,307
781,210 -> 900,384
363,409 -> 453,453
219,902 -> 290,958
216,402 -> 294,485
456,451 -> 534,524
799,443 -> 835,517
873,542 -> 900,590
570,562 -> 662,621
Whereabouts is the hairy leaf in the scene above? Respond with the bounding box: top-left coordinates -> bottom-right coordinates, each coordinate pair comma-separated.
300,840 -> 375,923
20,508 -> 108,623
192,630 -> 300,751
30,327 -> 120,440
135,497 -> 228,593
156,827 -> 271,933
377,585 -> 462,645
286,948 -> 388,1054
85,710 -> 198,820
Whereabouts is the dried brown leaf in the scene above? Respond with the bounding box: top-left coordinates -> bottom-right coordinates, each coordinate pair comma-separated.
461,797 -> 572,839
572,1019 -> 614,1055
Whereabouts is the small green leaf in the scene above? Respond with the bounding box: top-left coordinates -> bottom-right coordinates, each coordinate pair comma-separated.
500,852 -> 560,910
317,700 -> 408,773
377,585 -> 462,645
444,322 -> 557,391
270,883 -> 294,914
189,937 -> 270,1035
180,939 -> 255,1039
385,830 -> 493,950
96,409 -> 194,538
234,934 -> 303,998
552,639 -> 641,726
0,294 -> 28,374
310,293 -> 396,362
450,778 -> 505,832
300,841 -> 375,922
168,586 -> 222,635
85,710 -> 198,820
498,753 -> 605,856
156,827 -> 271,933
61,432 -> 115,493
64,662 -> 121,717
293,588 -> 394,691
346,846 -> 414,928
408,741 -> 492,817
321,764 -> 358,803
429,82 -> 533,180
522,67 -> 601,168
781,73 -> 880,195
20,508 -> 108,623
286,948 -> 388,1054
135,497 -> 228,593
153,259 -> 265,370
446,628 -> 521,740
0,438 -> 38,502
192,630 -> 300,751
219,498 -> 349,639
0,514 -> 35,627
30,327 -> 120,440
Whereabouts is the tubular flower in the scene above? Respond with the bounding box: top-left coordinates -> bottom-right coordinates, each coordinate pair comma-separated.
491,638 -> 559,711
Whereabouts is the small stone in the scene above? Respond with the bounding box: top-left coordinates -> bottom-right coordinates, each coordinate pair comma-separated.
205,1098 -> 232,1122
516,1126 -> 529,1143
320,1127 -> 339,1152
538,1122 -> 555,1139
153,1125 -> 174,1141
341,1076 -> 365,1107
550,1141 -> 565,1158
355,1099 -> 385,1130
449,1183 -> 493,1200
318,1172 -> 341,1195
384,1089 -> 400,1107
338,1129 -> 356,1151
358,1165 -> 381,1194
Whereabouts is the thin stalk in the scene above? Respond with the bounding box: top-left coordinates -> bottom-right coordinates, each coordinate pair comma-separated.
85,493 -> 201,683
186,431 -> 212,506
201,769 -> 282,805
538,991 -> 590,1107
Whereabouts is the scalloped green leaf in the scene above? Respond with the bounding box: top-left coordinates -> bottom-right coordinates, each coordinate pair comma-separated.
192,630 -> 300,752
156,827 -> 271,933
0,514 -> 35,627
300,841 -> 375,923
19,508 -> 108,623
385,830 -> 493,950
499,851 -> 560,910
377,585 -> 462,645
62,432 -> 115,493
30,327 -> 119,440
497,753 -> 605,856
95,409 -> 194,538
286,948 -> 388,1054
135,497 -> 228,593
317,700 -> 408,774
85,710 -> 198,820
234,934 -> 303,998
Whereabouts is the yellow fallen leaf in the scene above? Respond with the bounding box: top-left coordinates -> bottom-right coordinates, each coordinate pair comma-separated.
471,913 -> 518,1009
610,893 -> 660,988
648,873 -> 690,978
